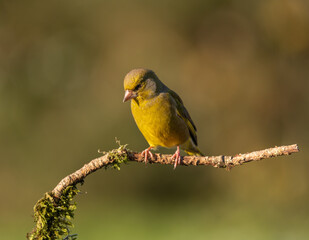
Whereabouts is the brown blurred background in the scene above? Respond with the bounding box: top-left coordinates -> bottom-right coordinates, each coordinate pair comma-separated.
1,0 -> 308,239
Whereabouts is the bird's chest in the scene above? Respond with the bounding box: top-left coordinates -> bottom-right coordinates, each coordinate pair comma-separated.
131,97 -> 187,147
132,98 -> 172,132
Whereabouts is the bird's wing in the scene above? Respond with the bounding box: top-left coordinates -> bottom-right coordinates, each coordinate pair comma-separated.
169,90 -> 198,146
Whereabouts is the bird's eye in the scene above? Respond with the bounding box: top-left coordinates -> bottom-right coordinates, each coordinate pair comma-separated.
134,83 -> 142,91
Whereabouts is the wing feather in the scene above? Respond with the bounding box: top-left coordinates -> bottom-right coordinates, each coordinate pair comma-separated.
169,90 -> 198,146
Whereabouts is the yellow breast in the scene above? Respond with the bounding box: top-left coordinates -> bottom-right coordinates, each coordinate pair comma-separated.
131,93 -> 189,148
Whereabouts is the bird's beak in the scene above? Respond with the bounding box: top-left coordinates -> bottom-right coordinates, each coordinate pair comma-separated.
123,90 -> 137,102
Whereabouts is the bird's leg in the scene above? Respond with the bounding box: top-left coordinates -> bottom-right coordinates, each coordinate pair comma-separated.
141,146 -> 154,164
171,146 -> 181,169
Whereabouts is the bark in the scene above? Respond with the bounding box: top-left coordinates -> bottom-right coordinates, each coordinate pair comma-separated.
51,144 -> 299,198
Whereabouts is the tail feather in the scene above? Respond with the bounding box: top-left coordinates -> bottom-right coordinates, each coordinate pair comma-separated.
181,139 -> 204,156
185,148 -> 204,156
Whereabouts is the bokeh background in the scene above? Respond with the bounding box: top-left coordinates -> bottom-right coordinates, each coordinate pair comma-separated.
1,0 -> 308,239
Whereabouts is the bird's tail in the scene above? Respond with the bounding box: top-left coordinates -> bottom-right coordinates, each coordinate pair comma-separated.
185,148 -> 204,156
182,139 -> 204,156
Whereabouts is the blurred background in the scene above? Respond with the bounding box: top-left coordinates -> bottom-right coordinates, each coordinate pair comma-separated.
1,0 -> 308,239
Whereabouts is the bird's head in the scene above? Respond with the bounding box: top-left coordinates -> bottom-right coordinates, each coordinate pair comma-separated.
123,68 -> 163,102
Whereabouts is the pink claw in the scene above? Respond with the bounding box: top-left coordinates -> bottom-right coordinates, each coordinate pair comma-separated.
171,146 -> 181,169
141,146 -> 154,164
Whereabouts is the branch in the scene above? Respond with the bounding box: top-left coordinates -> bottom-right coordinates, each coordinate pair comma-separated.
28,143 -> 299,239
52,144 -> 299,198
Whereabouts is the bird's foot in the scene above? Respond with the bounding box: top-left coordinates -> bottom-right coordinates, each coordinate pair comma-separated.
171,146 -> 181,169
141,146 -> 154,164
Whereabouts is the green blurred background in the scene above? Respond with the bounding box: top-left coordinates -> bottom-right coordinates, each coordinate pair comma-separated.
1,0 -> 308,239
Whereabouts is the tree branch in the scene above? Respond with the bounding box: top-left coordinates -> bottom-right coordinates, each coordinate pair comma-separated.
52,144 -> 299,198
28,143 -> 299,239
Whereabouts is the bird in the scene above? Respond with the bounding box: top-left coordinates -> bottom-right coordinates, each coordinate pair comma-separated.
123,68 -> 203,168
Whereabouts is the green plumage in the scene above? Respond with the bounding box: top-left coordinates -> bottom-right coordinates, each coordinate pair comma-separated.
123,68 -> 203,157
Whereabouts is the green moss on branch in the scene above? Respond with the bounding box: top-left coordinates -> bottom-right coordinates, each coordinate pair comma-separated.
27,185 -> 79,240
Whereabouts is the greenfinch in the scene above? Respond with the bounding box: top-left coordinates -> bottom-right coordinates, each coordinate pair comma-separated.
123,68 -> 203,168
